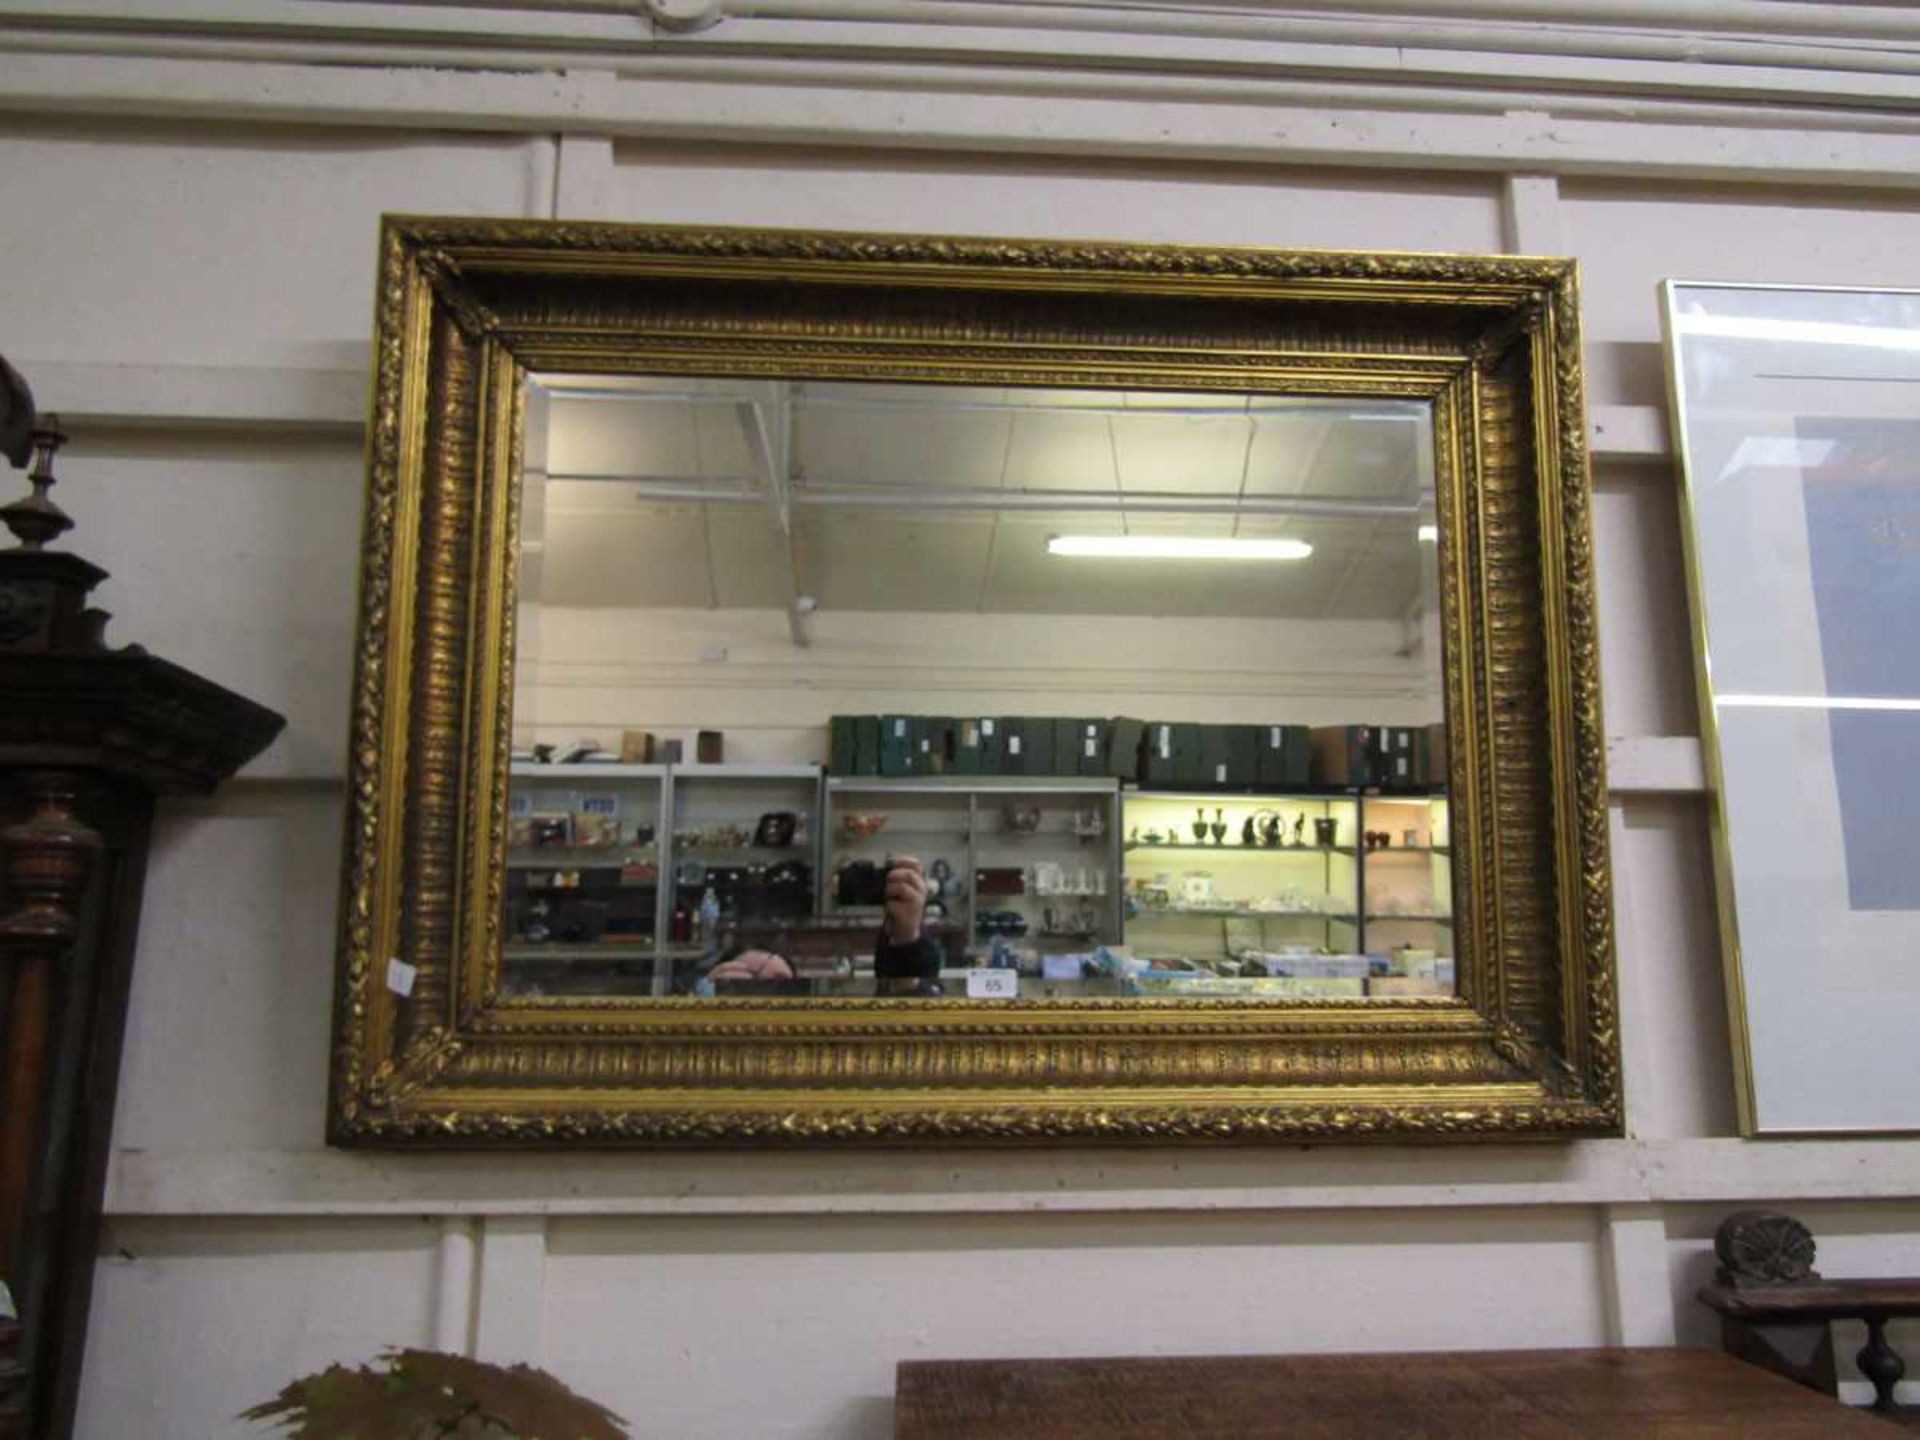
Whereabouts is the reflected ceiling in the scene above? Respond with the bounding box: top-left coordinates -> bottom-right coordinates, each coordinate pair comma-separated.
527,377 -> 1434,620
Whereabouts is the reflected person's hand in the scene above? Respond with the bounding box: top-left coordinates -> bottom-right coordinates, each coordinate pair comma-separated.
883,856 -> 928,945
707,949 -> 794,981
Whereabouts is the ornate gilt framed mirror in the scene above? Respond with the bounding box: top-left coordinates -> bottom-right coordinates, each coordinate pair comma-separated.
329,216 -> 1618,1145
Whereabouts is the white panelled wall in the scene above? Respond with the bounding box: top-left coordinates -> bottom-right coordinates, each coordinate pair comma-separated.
2,8 -> 1919,1437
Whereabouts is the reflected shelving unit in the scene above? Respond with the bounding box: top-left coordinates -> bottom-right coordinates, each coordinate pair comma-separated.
1356,792 -> 1453,988
823,776 -> 1123,952
500,763 -> 1448,998
665,763 -> 823,996
1121,790 -> 1363,968
504,762 -> 669,998
1121,787 -> 1453,990
503,761 -> 823,997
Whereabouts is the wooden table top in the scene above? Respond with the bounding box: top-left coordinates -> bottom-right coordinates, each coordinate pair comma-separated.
894,1347 -> 1900,1439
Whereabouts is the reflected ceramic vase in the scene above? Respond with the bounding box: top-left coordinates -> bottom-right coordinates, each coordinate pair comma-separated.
1192,807 -> 1209,842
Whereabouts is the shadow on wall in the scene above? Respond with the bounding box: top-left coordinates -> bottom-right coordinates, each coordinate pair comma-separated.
1672,1242 -> 1722,1350
831,1395 -> 894,1440
125,785 -> 345,1152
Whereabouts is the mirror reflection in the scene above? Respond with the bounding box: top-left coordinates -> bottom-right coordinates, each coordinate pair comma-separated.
504,378 -> 1450,1001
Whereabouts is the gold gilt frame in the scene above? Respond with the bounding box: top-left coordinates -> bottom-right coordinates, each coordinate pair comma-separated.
329,215 -> 1619,1147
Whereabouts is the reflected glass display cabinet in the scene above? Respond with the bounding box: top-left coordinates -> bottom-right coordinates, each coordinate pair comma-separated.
1120,789 -> 1452,997
504,762 -> 821,997
823,775 -> 1124,995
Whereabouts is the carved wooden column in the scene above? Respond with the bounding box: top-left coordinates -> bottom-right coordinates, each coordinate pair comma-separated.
0,777 -> 101,1284
0,395 -> 284,1439
0,776 -> 98,1440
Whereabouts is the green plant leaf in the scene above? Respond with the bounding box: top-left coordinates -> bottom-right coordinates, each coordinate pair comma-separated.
239,1360 -> 459,1439
240,1349 -> 627,1440
390,1351 -> 628,1439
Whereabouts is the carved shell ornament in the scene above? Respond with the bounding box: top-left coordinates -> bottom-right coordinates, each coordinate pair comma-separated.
1714,1210 -> 1820,1288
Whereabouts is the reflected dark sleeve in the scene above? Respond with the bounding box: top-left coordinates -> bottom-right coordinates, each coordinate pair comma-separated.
874,931 -> 942,981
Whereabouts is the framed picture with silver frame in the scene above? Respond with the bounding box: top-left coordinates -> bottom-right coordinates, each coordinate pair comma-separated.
1663,280 -> 1920,1135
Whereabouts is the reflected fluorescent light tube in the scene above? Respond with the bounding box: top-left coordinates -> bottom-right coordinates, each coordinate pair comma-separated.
1716,694 -> 1920,711
1417,524 -> 1438,543
1047,535 -> 1312,560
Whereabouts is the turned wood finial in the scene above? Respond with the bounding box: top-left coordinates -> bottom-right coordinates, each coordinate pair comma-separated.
0,411 -> 112,657
0,422 -> 72,553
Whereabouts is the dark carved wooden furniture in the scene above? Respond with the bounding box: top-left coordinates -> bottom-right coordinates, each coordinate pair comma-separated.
1699,1209 -> 1920,1422
893,1348 -> 1901,1439
0,387 -> 283,1439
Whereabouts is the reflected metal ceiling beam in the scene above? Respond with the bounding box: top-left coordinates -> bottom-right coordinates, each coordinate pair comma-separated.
538,383 -> 1424,423
733,382 -> 814,647
794,394 -> 1424,422
548,472 -> 1424,519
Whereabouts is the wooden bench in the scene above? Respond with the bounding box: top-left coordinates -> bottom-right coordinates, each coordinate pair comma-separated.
895,1348 -> 1900,1438
1697,1209 -> 1919,1424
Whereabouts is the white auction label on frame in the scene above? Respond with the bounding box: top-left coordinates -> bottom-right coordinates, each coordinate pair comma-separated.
965,969 -> 1018,1000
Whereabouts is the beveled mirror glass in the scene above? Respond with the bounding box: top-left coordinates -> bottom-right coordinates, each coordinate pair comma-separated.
508,378 -> 1446,1003
330,217 -> 1618,1144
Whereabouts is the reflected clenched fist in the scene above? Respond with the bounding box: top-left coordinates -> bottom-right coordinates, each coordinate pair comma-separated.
883,856 -> 929,945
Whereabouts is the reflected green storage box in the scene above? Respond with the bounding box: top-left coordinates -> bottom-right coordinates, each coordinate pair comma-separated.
1198,726 -> 1239,788
830,715 -> 857,775
1140,722 -> 1203,787
1051,718 -> 1084,778
915,717 -> 951,775
951,717 -> 985,775
978,716 -> 1007,774
1074,719 -> 1112,777
1376,725 -> 1420,789
1005,717 -> 1055,776
880,715 -> 917,775
1108,716 -> 1146,782
853,716 -> 881,776
831,714 -> 881,776
1256,724 -> 1311,788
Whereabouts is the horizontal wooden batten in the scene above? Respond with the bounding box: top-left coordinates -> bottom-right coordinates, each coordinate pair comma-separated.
102,1135 -> 1920,1217
7,48 -> 1920,187
22,360 -> 1674,461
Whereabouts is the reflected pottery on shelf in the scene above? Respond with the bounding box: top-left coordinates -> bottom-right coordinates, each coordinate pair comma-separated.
1242,809 -> 1284,848
754,812 -> 798,848
1002,804 -> 1042,835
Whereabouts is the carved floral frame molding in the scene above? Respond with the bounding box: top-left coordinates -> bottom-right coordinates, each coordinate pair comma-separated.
329,216 -> 1619,1146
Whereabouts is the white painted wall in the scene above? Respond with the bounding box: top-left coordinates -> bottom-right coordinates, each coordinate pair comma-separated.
1,7 -> 1918,1437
